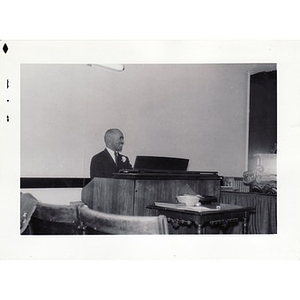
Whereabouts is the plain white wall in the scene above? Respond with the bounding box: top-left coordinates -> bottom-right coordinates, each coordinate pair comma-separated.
21,63 -> 251,177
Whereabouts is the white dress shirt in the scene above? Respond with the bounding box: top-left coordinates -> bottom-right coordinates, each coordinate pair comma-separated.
106,147 -> 118,164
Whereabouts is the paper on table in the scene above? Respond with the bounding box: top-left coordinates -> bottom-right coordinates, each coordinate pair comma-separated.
154,202 -> 219,212
180,206 -> 219,212
154,202 -> 185,208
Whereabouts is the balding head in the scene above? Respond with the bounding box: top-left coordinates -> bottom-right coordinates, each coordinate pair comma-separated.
104,128 -> 124,152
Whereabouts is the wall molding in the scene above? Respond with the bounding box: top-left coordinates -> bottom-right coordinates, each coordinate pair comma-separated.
21,178 -> 91,188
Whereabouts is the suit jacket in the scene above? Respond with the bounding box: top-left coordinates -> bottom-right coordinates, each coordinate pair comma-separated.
90,148 -> 132,179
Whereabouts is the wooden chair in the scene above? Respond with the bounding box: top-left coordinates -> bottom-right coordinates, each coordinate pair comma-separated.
78,205 -> 169,235
28,200 -> 84,235
20,193 -> 39,234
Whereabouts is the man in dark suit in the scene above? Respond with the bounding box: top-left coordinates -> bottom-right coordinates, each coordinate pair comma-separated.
90,128 -> 132,178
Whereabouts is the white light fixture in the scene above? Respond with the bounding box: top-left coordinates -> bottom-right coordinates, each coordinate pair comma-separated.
87,64 -> 125,72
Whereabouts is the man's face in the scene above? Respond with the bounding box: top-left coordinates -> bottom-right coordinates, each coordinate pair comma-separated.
110,131 -> 124,152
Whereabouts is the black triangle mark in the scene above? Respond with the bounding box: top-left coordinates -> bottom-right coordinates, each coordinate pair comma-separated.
3,43 -> 8,53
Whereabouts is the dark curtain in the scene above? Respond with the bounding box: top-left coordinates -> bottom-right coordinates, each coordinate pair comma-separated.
220,191 -> 277,234
248,71 -> 277,170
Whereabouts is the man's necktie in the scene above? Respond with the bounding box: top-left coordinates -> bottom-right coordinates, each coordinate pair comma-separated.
114,151 -> 119,168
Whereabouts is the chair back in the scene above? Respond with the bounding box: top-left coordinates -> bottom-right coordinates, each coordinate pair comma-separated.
29,201 -> 84,235
78,205 -> 169,235
20,193 -> 39,234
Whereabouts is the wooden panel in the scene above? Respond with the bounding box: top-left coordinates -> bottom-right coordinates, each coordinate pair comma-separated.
134,179 -> 220,216
82,178 -> 135,215
193,179 -> 220,198
82,177 -> 220,218
110,179 -> 135,215
81,179 -> 95,208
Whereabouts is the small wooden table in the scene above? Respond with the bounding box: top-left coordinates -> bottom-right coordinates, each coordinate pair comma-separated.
147,202 -> 255,234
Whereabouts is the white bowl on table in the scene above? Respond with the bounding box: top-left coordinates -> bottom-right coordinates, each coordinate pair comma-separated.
176,195 -> 201,207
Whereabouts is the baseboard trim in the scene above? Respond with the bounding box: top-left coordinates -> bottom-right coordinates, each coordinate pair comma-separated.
21,177 -> 91,188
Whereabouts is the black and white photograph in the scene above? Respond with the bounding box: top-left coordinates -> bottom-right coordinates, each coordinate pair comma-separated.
19,62 -> 277,236
1,40 -> 299,262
